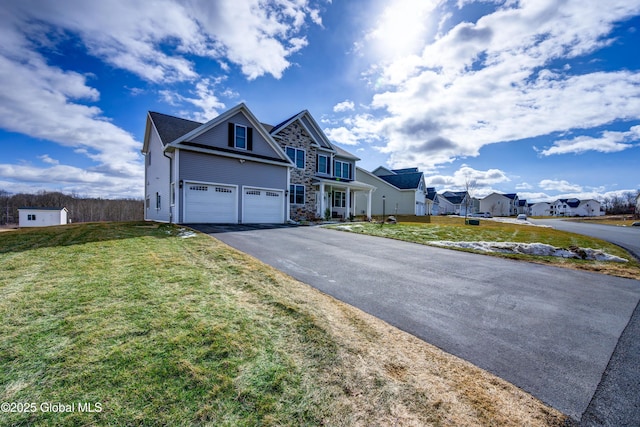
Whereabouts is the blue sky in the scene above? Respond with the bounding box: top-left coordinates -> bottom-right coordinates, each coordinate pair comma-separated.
1,0 -> 639,202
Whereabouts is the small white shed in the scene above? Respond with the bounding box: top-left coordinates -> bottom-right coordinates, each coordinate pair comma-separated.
18,207 -> 69,227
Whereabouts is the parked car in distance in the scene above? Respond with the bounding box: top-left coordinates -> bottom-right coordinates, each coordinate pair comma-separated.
471,212 -> 492,218
516,214 -> 527,220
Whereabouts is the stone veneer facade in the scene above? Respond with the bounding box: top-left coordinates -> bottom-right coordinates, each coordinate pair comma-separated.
276,122 -> 321,221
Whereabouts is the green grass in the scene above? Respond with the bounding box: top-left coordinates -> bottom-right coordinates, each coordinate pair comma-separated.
0,222 -> 335,426
329,217 -> 640,279
0,221 -> 568,426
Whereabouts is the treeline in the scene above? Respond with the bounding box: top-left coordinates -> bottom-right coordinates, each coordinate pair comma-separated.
601,191 -> 639,216
0,190 -> 144,225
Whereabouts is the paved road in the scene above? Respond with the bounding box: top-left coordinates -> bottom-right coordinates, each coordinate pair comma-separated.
532,219 -> 640,260
530,219 -> 640,425
192,224 -> 640,422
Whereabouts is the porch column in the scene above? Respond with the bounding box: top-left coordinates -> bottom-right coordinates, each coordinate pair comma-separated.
319,181 -> 325,218
345,187 -> 351,219
367,189 -> 372,219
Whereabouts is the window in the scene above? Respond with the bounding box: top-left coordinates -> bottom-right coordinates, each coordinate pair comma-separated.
286,147 -> 305,169
289,185 -> 305,205
170,182 -> 175,205
317,154 -> 329,174
28,214 -> 36,221
334,160 -> 352,179
228,123 -> 252,150
235,125 -> 247,149
156,192 -> 161,210
333,191 -> 346,208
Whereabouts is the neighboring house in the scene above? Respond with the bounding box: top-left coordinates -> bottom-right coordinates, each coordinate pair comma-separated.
269,110 -> 374,220
479,193 -> 520,217
530,202 -> 552,217
550,198 -> 602,217
438,191 -> 471,215
516,199 -> 530,215
355,166 -> 427,216
575,199 -> 603,217
142,103 -> 295,224
18,207 -> 68,227
426,187 -> 439,216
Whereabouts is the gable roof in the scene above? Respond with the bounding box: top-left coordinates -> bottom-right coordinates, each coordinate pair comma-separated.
143,104 -> 294,167
426,187 -> 439,202
392,167 -> 419,174
269,109 -> 359,160
18,206 -> 68,211
148,112 -> 202,146
377,172 -> 423,190
440,191 -> 468,205
270,110 -> 333,149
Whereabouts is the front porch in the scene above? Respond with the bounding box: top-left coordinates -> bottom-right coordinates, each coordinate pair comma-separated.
314,178 -> 375,220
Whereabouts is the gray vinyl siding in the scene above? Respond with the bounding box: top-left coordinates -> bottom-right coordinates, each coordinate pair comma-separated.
355,169 -> 417,216
191,112 -> 281,158
144,127 -> 172,222
177,150 -> 288,223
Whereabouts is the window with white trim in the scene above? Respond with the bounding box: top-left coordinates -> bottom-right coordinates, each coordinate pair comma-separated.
334,160 -> 352,179
333,191 -> 346,208
286,147 -> 305,169
290,185 -> 305,205
235,125 -> 247,149
28,214 -> 36,221
317,154 -> 329,174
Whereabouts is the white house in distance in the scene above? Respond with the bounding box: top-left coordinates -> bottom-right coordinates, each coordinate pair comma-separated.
479,193 -> 519,217
550,198 -> 603,217
19,207 -> 68,227
530,202 -> 552,217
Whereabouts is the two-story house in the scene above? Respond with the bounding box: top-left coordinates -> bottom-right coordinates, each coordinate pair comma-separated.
269,110 -> 374,221
142,104 -> 374,224
479,193 -> 520,217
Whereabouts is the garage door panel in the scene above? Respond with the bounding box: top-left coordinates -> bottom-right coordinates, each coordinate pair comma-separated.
243,188 -> 284,223
185,183 -> 237,223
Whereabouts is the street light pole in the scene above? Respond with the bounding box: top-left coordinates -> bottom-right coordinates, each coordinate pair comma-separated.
382,195 -> 386,226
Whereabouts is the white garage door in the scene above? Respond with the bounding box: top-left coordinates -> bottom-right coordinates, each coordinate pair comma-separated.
242,187 -> 284,223
184,183 -> 237,223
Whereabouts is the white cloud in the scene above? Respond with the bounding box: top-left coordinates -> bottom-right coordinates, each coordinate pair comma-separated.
0,0 -> 324,196
333,100 -> 355,112
516,182 -> 533,190
540,126 -> 640,156
539,179 -> 583,193
38,155 -> 59,165
328,0 -> 640,171
3,0 -> 322,83
425,165 -> 510,191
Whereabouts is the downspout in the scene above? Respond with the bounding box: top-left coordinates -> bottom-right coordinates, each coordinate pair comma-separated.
163,149 -> 173,224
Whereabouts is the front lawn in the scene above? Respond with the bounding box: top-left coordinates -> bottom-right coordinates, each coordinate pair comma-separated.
328,217 -> 640,279
0,222 -> 566,426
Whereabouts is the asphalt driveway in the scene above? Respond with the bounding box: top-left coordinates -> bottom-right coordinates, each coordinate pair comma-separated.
191,224 -> 640,422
